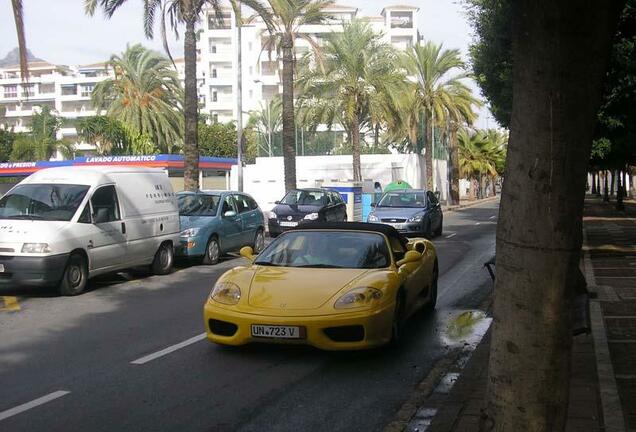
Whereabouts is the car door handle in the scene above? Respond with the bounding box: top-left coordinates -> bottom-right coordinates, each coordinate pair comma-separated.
121,222 -> 126,234
87,240 -> 94,249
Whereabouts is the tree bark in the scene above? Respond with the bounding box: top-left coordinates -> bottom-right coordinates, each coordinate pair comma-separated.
351,112 -> 362,182
281,32 -> 297,192
610,169 -> 615,196
591,172 -> 597,194
424,108 -> 433,190
604,170 -> 610,201
483,0 -> 622,430
596,171 -> 601,195
183,17 -> 199,191
491,175 -> 497,197
448,127 -> 460,205
616,169 -> 625,211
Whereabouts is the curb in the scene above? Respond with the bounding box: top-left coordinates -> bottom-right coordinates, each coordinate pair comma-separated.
443,196 -> 500,212
582,231 -> 626,432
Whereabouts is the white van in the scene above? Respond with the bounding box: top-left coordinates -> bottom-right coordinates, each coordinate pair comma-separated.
0,166 -> 180,295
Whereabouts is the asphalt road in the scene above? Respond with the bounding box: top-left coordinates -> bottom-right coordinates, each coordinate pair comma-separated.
0,199 -> 499,432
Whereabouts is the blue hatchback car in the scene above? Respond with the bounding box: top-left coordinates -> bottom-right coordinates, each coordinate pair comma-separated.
176,190 -> 265,264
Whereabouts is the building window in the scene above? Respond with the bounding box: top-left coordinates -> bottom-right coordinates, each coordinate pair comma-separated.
21,84 -> 35,97
212,91 -> 218,102
39,83 -> 55,94
208,13 -> 232,30
4,85 -> 17,98
212,68 -> 217,78
61,85 -> 77,96
212,113 -> 219,123
81,84 -> 94,97
210,45 -> 217,54
390,11 -> 413,29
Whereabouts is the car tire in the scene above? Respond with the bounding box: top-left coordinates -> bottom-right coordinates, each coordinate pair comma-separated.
151,242 -> 174,275
425,261 -> 438,311
435,217 -> 443,237
390,291 -> 406,347
423,219 -> 433,239
202,236 -> 220,265
59,253 -> 88,296
253,228 -> 265,253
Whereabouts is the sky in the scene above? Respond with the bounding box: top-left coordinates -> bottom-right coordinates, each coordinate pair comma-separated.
0,0 -> 494,127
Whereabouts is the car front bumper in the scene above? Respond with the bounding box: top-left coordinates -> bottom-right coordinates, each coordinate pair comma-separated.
176,236 -> 207,257
267,220 -> 299,237
203,302 -> 395,350
0,253 -> 69,287
370,220 -> 424,235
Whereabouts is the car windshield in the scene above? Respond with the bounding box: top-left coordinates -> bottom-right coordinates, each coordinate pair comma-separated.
280,190 -> 327,206
178,193 -> 221,216
0,183 -> 89,221
254,231 -> 390,269
377,192 -> 426,208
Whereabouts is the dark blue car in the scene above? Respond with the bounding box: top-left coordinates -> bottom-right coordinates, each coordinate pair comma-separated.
176,191 -> 265,264
367,189 -> 443,237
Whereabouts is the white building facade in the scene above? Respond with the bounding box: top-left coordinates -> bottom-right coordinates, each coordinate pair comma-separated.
0,4 -> 421,157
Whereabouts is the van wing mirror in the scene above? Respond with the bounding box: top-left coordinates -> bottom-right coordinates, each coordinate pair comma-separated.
93,207 -> 110,224
397,250 -> 421,267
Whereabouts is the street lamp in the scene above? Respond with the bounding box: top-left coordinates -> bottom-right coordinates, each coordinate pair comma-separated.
236,1 -> 244,192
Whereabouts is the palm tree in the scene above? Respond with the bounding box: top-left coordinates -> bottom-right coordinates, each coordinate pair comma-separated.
91,44 -> 183,154
445,84 -> 481,204
402,42 -> 471,191
457,128 -> 505,199
256,0 -> 335,191
10,0 -> 28,80
85,0 -> 270,191
296,20 -> 404,180
76,116 -> 132,155
250,97 -> 282,157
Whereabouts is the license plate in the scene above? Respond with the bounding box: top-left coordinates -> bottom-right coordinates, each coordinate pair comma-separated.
0,264 -> 4,272
388,223 -> 404,229
251,324 -> 303,339
279,221 -> 298,227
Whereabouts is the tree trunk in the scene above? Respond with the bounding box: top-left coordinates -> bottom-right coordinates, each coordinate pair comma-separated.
448,127 -> 460,205
616,169 -> 624,211
483,0 -> 622,430
468,177 -> 476,200
491,175 -> 497,197
604,170 -> 610,201
281,32 -> 296,192
424,108 -> 433,190
596,171 -> 601,195
591,172 -> 597,194
610,169 -> 615,196
351,113 -> 362,181
183,17 -> 200,191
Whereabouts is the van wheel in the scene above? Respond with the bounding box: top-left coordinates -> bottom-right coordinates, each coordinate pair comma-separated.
253,229 -> 265,253
151,243 -> 174,275
202,236 -> 220,265
59,253 -> 88,296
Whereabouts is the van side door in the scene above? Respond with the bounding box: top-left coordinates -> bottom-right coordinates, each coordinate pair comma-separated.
88,185 -> 127,272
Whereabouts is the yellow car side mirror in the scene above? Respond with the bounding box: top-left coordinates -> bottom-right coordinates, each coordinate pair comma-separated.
397,250 -> 421,267
240,246 -> 255,262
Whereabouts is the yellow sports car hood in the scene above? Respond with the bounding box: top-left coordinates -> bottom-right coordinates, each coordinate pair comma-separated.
247,266 -> 370,310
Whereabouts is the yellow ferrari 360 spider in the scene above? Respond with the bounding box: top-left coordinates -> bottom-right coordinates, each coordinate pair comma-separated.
203,222 -> 438,350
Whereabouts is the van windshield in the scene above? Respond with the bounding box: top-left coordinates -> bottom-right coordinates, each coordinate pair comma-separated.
0,184 -> 90,221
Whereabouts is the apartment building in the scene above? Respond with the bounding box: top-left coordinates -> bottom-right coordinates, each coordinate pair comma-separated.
0,3 -> 420,157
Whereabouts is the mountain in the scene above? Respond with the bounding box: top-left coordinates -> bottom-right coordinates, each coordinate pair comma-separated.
0,48 -> 45,67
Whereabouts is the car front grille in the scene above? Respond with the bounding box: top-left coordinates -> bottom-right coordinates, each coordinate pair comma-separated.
381,218 -> 407,223
323,325 -> 365,342
209,319 -> 238,337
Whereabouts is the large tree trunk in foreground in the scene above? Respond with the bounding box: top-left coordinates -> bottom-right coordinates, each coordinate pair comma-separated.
183,18 -> 199,191
281,32 -> 297,193
449,128 -> 461,205
351,113 -> 362,182
483,1 -> 622,430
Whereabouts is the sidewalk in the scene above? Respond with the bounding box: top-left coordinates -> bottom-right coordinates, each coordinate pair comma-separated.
408,196 -> 635,432
442,195 -> 499,212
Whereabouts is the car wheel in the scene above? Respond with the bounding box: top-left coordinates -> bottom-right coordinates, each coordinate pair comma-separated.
391,291 -> 406,346
59,253 -> 88,296
151,242 -> 174,275
423,219 -> 433,239
253,229 -> 265,253
435,217 -> 443,237
425,261 -> 438,311
202,236 -> 220,265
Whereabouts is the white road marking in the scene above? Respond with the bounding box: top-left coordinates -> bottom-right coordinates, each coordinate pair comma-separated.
131,333 -> 207,365
445,233 -> 457,239
476,222 -> 481,225
489,215 -> 496,219
0,391 -> 70,421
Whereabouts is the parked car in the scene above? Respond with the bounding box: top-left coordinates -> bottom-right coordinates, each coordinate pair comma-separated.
0,166 -> 180,295
203,222 -> 438,350
268,188 -> 347,237
177,190 -> 265,264
367,189 -> 443,237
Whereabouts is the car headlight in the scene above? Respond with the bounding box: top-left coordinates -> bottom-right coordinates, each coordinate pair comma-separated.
408,214 -> 424,222
334,287 -> 383,309
180,227 -> 200,237
209,281 -> 242,305
21,243 -> 51,254
269,211 -> 277,219
303,212 -> 319,220
368,214 -> 379,222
